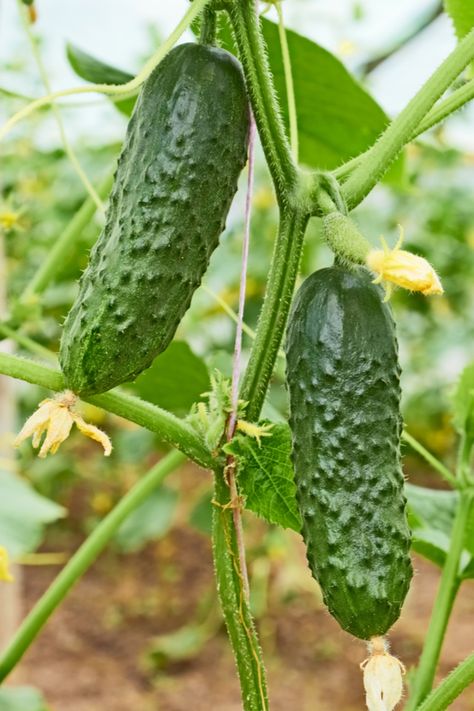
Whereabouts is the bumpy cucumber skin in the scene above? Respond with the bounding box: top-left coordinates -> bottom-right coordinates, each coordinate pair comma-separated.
285,266 -> 412,640
60,43 -> 249,396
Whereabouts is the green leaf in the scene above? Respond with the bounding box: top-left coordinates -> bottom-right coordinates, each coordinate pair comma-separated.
445,1 -> 474,40
0,472 -> 66,558
405,483 -> 474,576
0,686 -> 49,711
129,341 -> 211,417
226,423 -> 301,532
411,528 -> 451,568
66,43 -> 136,116
219,18 -> 403,176
405,483 -> 458,535
189,491 -> 213,536
114,486 -> 178,552
452,360 -> 474,444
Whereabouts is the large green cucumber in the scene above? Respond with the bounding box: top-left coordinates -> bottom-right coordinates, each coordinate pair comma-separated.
60,43 -> 249,396
285,265 -> 412,640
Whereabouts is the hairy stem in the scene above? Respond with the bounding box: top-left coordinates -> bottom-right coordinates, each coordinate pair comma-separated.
342,28 -> 474,208
416,651 -> 474,711
212,468 -> 268,710
0,450 -> 185,681
275,0 -> 298,162
0,0 -> 212,142
240,206 -> 309,421
334,78 -> 474,183
228,0 -> 297,200
0,352 -> 214,469
20,169 -> 114,303
405,490 -> 474,709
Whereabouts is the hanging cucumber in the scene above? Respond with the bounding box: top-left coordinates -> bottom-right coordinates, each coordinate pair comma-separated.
285,264 -> 412,641
60,42 -> 249,396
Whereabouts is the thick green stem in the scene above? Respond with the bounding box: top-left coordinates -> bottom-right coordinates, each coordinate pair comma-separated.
0,450 -> 185,681
20,170 -> 114,303
405,490 -> 474,710
275,0 -> 298,162
416,652 -> 474,711
342,28 -> 474,208
239,206 -> 309,421
0,352 -> 214,469
334,78 -> 474,183
228,0 -> 297,200
212,468 -> 268,710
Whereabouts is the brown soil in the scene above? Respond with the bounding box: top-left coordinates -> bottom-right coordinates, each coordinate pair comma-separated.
5,466 -> 474,711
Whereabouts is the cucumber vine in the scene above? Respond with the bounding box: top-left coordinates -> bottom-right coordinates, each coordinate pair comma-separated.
1,1 -> 474,710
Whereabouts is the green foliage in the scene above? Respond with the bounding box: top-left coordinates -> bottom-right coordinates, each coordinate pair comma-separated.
129,342 -> 210,417
406,483 -> 474,578
66,43 -> 135,116
445,1 -> 474,40
226,424 -> 301,532
452,360 -> 474,448
114,486 -> 178,552
0,472 -> 65,557
0,687 -> 49,711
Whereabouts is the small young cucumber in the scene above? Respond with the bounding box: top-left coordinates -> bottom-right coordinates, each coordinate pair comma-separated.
60,43 -> 249,396
285,265 -> 412,640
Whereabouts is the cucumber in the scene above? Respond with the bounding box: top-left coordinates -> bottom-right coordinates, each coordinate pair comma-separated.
285,265 -> 412,640
60,43 -> 249,396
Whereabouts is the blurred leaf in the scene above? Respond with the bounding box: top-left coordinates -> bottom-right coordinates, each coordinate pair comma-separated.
452,360 -> 474,446
148,624 -> 213,667
411,528 -> 451,568
444,1 -> 474,40
114,486 -> 177,552
129,341 -> 210,416
219,17 -> 404,178
189,491 -> 213,536
226,423 -> 301,532
0,686 -> 49,711
0,472 -> 66,557
406,483 -> 474,576
66,43 -> 136,116
406,483 -> 458,534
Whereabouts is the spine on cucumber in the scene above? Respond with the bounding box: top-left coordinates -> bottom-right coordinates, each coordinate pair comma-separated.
60,43 -> 249,396
285,265 -> 412,640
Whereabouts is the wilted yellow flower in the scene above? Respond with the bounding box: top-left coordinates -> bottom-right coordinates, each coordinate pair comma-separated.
366,227 -> 443,301
14,390 -> 112,458
236,420 -> 274,447
361,637 -> 405,711
0,546 -> 14,583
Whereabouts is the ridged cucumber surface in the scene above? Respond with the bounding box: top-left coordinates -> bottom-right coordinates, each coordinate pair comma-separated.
285,265 -> 412,640
60,43 -> 249,395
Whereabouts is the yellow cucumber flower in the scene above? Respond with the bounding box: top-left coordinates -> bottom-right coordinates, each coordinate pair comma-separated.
0,546 -> 14,583
366,226 -> 443,301
361,637 -> 405,711
14,390 -> 112,458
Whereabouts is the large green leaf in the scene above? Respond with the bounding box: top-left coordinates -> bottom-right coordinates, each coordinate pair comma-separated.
114,486 -> 178,552
0,687 -> 49,711
66,43 -> 136,116
405,483 -> 458,535
0,472 -> 66,558
226,423 -> 301,532
260,18 -> 393,171
218,17 -> 402,176
129,341 -> 210,417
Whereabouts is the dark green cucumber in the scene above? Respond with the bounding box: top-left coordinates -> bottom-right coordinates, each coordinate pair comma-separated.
60,43 -> 249,396
285,265 -> 412,640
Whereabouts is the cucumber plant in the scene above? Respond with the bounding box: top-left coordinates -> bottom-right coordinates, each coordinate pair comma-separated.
1,1 -> 474,710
